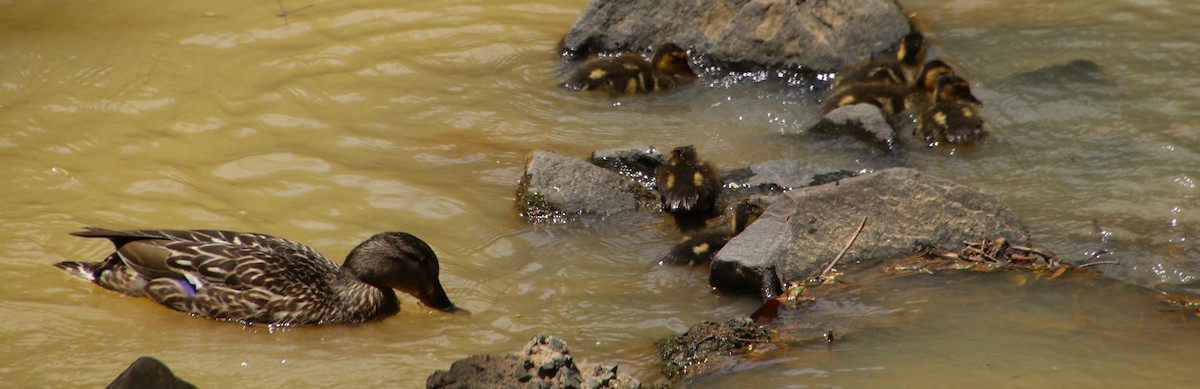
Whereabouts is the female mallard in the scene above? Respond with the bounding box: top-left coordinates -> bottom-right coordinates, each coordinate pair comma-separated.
54,228 -> 463,325
915,75 -> 986,145
563,43 -> 697,94
659,200 -> 764,266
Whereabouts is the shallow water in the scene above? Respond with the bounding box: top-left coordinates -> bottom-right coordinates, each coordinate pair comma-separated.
0,0 -> 1196,387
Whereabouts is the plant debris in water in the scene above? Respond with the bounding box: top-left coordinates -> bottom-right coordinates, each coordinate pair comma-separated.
888,237 -> 1066,274
1158,294 -> 1200,317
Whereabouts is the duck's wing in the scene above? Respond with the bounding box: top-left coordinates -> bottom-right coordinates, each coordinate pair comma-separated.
71,228 -> 334,289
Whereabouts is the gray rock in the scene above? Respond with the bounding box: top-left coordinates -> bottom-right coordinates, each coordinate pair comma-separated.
589,145 -> 667,189
517,150 -> 656,223
561,0 -> 912,72
427,334 -> 641,389
744,159 -> 853,189
809,103 -> 897,149
711,168 -> 1030,297
107,356 -> 195,389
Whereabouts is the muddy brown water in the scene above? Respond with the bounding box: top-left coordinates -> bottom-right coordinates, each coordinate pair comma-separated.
1,0 -> 1196,387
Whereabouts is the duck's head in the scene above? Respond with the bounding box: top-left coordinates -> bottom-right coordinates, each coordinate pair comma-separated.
896,33 -> 927,67
668,145 -> 699,165
344,232 -> 464,313
917,60 -> 954,93
935,74 -> 983,106
651,43 -> 697,78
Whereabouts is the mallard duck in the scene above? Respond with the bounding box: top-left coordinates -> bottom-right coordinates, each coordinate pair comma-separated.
659,200 -> 765,266
563,43 -> 697,94
655,145 -> 720,216
915,75 -> 986,145
834,32 -> 927,88
54,228 -> 463,325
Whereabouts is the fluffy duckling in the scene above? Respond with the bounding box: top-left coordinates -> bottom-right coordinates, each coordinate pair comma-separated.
55,228 -> 463,325
834,32 -> 927,88
821,81 -> 910,116
823,33 -> 927,116
563,43 -> 697,94
915,75 -> 986,145
656,145 -> 720,222
912,60 -> 982,106
659,200 -> 765,266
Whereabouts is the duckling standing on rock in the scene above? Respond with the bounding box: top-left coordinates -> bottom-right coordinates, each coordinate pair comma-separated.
915,75 -> 986,145
659,200 -> 765,266
563,43 -> 697,95
55,228 -> 464,325
656,145 -> 721,229
656,145 -> 720,214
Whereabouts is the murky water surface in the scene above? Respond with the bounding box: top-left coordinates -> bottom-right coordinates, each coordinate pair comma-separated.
1,0 -> 1196,387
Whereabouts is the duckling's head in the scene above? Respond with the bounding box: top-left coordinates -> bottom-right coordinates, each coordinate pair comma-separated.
935,74 -> 983,106
651,43 -> 697,78
918,60 -> 954,93
344,232 -> 463,313
896,33 -> 927,67
729,200 -> 765,234
668,145 -> 699,165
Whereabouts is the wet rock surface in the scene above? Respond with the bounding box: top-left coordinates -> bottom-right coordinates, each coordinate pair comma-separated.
427,334 -> 641,389
517,147 -> 853,224
656,317 -> 770,382
809,103 -> 898,150
516,150 -> 658,223
712,167 -> 1030,297
107,356 -> 195,389
561,0 -> 912,72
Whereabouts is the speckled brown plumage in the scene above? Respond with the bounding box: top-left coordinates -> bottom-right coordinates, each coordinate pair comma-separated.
55,228 -> 461,325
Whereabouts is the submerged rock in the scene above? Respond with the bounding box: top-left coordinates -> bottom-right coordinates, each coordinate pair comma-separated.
561,0 -> 912,72
656,317 -> 770,382
426,334 -> 641,389
711,168 -> 1030,297
107,356 -> 195,389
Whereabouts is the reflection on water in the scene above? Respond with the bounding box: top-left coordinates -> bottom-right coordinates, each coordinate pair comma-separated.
0,0 -> 1196,386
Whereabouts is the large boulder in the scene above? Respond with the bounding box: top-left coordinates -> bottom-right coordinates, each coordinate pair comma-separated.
426,334 -> 641,389
561,0 -> 912,72
711,168 -> 1030,297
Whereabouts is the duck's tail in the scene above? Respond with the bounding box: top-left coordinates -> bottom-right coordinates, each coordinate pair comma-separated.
54,261 -> 100,281
54,254 -> 149,297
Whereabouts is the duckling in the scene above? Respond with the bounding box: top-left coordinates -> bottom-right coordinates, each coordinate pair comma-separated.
834,32 -> 927,88
659,200 -> 765,266
655,145 -> 720,218
913,60 -> 982,106
54,228 -> 464,325
915,75 -> 986,145
821,81 -> 910,116
563,43 -> 697,94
